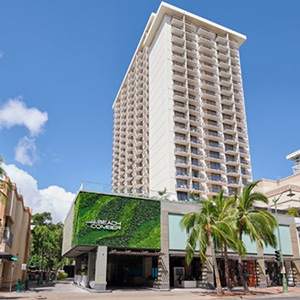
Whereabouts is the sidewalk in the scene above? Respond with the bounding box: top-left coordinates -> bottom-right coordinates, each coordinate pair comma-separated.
1,282 -> 300,300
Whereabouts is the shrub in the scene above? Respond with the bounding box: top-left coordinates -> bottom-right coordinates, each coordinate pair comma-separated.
57,272 -> 68,280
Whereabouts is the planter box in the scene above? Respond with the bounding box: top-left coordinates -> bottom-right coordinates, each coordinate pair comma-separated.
182,280 -> 197,288
81,275 -> 88,287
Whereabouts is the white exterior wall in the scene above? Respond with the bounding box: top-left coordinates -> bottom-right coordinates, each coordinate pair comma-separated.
149,15 -> 176,198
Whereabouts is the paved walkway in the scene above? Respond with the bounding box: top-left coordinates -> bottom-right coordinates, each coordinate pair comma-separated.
0,281 -> 300,300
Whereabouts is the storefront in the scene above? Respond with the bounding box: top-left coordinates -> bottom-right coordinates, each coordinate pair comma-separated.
62,190 -> 300,291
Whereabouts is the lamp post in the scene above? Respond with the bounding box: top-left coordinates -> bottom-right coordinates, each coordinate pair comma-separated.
272,188 -> 295,294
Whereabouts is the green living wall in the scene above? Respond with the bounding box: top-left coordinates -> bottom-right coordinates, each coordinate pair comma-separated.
72,192 -> 161,249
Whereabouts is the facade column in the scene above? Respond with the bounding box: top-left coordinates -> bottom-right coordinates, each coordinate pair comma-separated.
200,258 -> 214,289
94,246 -> 108,291
88,251 -> 96,283
159,207 -> 170,290
256,246 -> 266,287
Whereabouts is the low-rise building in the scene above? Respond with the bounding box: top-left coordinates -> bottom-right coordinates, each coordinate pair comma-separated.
0,177 -> 32,289
63,183 -> 300,291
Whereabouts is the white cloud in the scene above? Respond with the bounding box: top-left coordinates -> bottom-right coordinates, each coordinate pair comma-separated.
15,136 -> 38,166
0,97 -> 48,136
3,163 -> 75,223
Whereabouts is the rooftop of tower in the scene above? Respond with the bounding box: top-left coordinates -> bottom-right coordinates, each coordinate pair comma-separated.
112,1 -> 247,108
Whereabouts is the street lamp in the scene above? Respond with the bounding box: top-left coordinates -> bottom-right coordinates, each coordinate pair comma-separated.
272,188 -> 295,293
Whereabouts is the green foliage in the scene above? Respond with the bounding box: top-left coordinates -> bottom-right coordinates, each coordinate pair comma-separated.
57,272 -> 68,280
72,192 -> 161,249
30,212 -> 65,271
286,207 -> 299,217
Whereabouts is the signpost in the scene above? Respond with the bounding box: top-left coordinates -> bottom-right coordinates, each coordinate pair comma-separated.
9,257 -> 19,293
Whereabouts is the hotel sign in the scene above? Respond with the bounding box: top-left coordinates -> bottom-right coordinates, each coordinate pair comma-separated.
86,220 -> 121,231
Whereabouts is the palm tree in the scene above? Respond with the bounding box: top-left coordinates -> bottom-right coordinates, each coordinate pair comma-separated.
180,195 -> 238,295
234,181 -> 277,293
213,190 -> 242,291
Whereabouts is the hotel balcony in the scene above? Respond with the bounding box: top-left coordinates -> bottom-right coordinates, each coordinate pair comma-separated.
185,20 -> 196,33
189,116 -> 200,126
171,16 -> 184,28
219,67 -> 231,78
201,89 -> 218,102
190,138 -> 201,146
191,160 -> 203,170
172,42 -> 185,55
218,50 -> 229,61
190,127 -> 201,136
174,124 -> 188,134
199,51 -> 216,65
226,157 -> 239,166
187,65 -> 198,77
171,25 -> 184,37
199,61 -> 217,74
175,158 -> 188,167
175,147 -> 189,156
218,59 -> 230,69
173,70 -> 186,81
205,152 -> 224,163
202,120 -> 220,130
201,99 -> 217,110
203,130 -> 222,142
172,60 -> 185,73
221,95 -> 233,105
172,51 -> 185,64
186,30 -> 196,41
200,70 -> 217,82
174,91 -> 187,102
176,170 -> 191,180
174,112 -> 187,123
222,104 -> 234,115
198,35 -> 215,47
203,109 -> 220,121
205,164 -> 225,174
201,79 -> 218,92
176,184 -> 191,192
173,80 -> 186,93
198,27 -> 215,39
216,34 -> 227,44
174,136 -> 189,145
224,135 -> 237,145
220,86 -> 233,97
207,185 -> 222,195
187,74 -> 198,86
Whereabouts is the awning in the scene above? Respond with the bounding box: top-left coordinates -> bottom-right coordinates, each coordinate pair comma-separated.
0,252 -> 14,260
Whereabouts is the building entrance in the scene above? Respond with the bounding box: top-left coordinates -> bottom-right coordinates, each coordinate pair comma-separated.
107,254 -> 158,287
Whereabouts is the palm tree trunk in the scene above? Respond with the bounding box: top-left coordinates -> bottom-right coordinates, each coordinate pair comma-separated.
224,245 -> 231,291
238,232 -> 250,294
209,235 -> 222,295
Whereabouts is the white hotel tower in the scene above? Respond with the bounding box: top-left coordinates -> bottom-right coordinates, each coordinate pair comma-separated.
112,2 -> 252,201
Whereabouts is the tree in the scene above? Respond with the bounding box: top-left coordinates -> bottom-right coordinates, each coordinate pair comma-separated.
180,196 -> 238,295
213,190 -> 242,291
286,207 -> 299,217
234,181 -> 277,293
30,212 -> 66,276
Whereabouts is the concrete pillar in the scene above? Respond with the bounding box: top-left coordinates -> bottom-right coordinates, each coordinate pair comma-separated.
88,252 -> 96,283
94,246 -> 108,291
159,209 -> 170,290
256,246 -> 266,287
143,257 -> 152,280
201,258 -> 214,289
75,258 -> 82,275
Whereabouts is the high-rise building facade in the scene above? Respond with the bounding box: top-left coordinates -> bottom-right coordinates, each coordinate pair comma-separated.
112,2 -> 252,201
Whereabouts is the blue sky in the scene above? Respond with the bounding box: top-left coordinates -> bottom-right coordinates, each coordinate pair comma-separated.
0,0 -> 299,220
